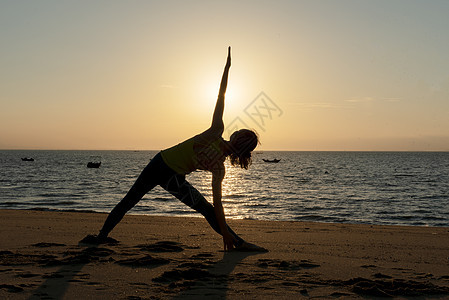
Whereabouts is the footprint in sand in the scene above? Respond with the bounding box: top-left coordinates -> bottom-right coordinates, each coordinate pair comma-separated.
137,241 -> 185,253
344,277 -> 449,297
373,272 -> 392,279
152,267 -> 215,283
0,284 -> 24,293
360,264 -> 377,269
190,252 -> 215,259
14,271 -> 40,278
42,272 -> 64,279
0,251 -> 57,266
45,247 -> 115,266
115,255 -> 170,268
257,258 -> 320,270
177,262 -> 213,270
31,242 -> 66,248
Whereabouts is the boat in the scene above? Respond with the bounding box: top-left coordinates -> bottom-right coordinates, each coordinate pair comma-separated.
21,157 -> 34,162
87,161 -> 101,168
262,158 -> 281,163
87,155 -> 102,168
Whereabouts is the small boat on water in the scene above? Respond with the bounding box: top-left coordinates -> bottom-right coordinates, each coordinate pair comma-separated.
262,158 -> 281,163
87,162 -> 101,168
87,155 -> 102,168
21,157 -> 34,162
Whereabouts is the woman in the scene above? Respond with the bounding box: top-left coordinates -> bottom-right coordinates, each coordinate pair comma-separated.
85,47 -> 265,252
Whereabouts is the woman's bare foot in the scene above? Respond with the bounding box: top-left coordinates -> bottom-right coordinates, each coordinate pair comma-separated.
234,241 -> 268,252
79,234 -> 118,245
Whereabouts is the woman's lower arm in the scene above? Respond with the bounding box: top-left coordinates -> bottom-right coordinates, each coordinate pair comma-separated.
213,198 -> 228,231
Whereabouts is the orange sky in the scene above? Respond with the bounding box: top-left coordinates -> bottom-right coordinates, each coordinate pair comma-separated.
1,1 -> 449,151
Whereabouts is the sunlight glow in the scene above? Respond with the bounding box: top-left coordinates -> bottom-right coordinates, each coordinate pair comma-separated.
2,1 -> 449,150
198,74 -> 242,119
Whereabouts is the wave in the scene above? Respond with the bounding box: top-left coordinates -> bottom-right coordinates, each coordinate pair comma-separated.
29,207 -> 99,214
2,150 -> 449,227
294,214 -> 349,223
31,200 -> 78,206
394,173 -> 416,177
0,202 -> 29,207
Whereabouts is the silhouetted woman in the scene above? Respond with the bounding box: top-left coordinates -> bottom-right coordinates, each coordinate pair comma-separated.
86,47 -> 264,251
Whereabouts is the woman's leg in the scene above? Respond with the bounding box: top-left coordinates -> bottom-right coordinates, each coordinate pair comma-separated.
98,154 -> 168,238
161,174 -> 244,246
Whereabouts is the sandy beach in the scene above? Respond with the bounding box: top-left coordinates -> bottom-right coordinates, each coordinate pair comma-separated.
0,209 -> 448,299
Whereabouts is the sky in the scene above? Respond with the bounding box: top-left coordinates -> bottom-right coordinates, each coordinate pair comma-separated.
1,0 -> 449,151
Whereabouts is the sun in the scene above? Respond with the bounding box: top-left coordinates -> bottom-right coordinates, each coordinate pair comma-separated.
198,74 -> 242,118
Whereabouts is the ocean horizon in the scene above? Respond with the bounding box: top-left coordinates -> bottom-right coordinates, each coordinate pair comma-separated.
1,150 -> 448,227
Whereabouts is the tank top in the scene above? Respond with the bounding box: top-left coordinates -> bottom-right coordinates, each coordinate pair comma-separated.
160,135 -> 225,175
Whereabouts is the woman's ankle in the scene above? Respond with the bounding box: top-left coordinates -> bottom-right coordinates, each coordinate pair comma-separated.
98,230 -> 108,240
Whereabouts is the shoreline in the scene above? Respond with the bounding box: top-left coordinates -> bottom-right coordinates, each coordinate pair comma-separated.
1,209 -> 449,298
3,207 -> 449,229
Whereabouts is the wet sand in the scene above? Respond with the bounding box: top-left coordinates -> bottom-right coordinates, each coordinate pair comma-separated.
1,209 -> 448,299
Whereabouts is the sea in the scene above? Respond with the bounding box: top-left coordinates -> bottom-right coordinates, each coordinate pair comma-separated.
1,150 -> 448,227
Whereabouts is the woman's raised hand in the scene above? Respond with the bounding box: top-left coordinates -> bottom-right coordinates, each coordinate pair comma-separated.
226,46 -> 231,68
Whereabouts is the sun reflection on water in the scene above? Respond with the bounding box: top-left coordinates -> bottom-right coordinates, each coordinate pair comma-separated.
188,153 -> 270,220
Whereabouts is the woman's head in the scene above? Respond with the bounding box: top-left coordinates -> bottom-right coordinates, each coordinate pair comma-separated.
228,129 -> 259,169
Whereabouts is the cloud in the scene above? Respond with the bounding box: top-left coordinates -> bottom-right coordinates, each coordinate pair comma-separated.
287,102 -> 341,109
344,97 -> 374,103
344,97 -> 403,103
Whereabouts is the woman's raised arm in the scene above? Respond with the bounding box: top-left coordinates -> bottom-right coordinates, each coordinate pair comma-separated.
211,47 -> 231,131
